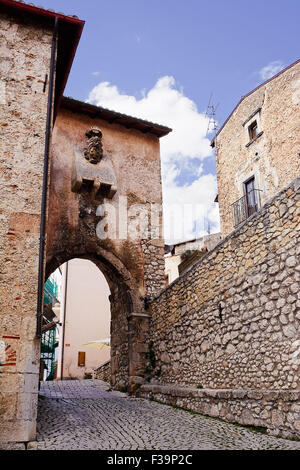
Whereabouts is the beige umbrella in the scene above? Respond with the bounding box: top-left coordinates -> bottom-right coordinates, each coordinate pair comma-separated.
82,338 -> 110,350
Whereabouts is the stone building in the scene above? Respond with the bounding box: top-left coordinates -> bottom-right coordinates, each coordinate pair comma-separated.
0,0 -> 170,445
0,1 -> 84,444
212,59 -> 300,237
165,233 -> 222,284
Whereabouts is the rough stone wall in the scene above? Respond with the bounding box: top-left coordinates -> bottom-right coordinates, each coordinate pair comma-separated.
95,360 -> 111,383
139,384 -> 300,438
148,178 -> 300,392
110,283 -> 130,390
214,60 -> 300,237
142,239 -> 165,299
0,13 -> 52,443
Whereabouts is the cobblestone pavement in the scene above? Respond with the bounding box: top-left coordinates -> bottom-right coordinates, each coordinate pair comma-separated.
37,380 -> 300,450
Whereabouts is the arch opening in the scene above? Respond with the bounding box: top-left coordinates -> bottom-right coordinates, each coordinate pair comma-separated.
41,249 -> 141,392
40,259 -> 113,384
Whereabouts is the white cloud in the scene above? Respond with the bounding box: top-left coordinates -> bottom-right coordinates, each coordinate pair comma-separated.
87,76 -> 220,243
88,76 -> 213,163
162,165 -> 219,243
259,60 -> 284,81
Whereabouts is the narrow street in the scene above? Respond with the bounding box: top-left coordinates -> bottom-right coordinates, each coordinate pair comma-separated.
37,380 -> 300,450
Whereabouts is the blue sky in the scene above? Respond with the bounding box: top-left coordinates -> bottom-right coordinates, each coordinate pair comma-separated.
42,0 -> 300,241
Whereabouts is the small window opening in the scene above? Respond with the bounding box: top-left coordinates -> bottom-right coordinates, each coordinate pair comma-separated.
248,120 -> 258,141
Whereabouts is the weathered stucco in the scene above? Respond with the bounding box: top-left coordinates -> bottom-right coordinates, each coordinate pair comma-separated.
214,60 -> 300,237
47,106 -> 165,288
47,105 -> 166,391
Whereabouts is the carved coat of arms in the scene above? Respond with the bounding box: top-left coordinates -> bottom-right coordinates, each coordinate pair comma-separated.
84,127 -> 103,164
71,126 -> 117,199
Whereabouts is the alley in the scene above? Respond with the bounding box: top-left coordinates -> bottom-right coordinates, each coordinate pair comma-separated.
37,380 -> 300,450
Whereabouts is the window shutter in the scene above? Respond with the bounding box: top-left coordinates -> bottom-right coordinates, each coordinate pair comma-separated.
78,351 -> 86,367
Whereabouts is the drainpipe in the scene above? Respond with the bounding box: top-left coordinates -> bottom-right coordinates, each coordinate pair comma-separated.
36,18 -> 59,339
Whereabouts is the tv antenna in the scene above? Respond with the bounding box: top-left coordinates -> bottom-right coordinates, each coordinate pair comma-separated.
205,93 -> 219,136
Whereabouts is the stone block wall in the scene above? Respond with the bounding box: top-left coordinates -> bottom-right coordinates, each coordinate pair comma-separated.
146,178 -> 300,435
139,384 -> 300,439
142,239 -> 165,300
0,12 -> 52,443
110,282 -> 130,390
95,360 -> 111,383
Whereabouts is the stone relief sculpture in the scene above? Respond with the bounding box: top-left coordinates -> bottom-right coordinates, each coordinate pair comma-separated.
72,127 -> 117,199
84,127 -> 103,164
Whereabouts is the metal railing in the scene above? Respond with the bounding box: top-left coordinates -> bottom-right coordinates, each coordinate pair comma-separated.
232,189 -> 262,227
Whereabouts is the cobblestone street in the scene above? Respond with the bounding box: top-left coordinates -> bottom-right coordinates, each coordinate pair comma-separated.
37,380 -> 300,450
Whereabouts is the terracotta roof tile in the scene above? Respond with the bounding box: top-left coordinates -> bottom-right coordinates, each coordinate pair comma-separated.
61,97 -> 172,138
2,0 -> 83,21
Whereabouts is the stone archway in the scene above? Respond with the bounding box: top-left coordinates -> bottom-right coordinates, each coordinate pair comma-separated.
45,247 -> 148,392
44,101 -> 167,392
0,96 -> 168,445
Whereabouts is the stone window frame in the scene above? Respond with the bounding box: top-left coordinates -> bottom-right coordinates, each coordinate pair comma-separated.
243,108 -> 263,147
248,120 -> 258,140
241,170 -> 263,215
239,170 -> 261,199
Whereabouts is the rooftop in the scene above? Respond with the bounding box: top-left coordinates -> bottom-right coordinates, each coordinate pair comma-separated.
0,0 -> 83,21
0,0 -> 85,115
1,1 -> 171,137
61,96 -> 172,138
211,57 -> 300,147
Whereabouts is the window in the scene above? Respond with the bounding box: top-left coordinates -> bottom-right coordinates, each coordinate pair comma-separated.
244,108 -> 263,147
78,351 -> 86,367
244,177 -> 258,217
232,176 -> 262,227
248,120 -> 258,141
